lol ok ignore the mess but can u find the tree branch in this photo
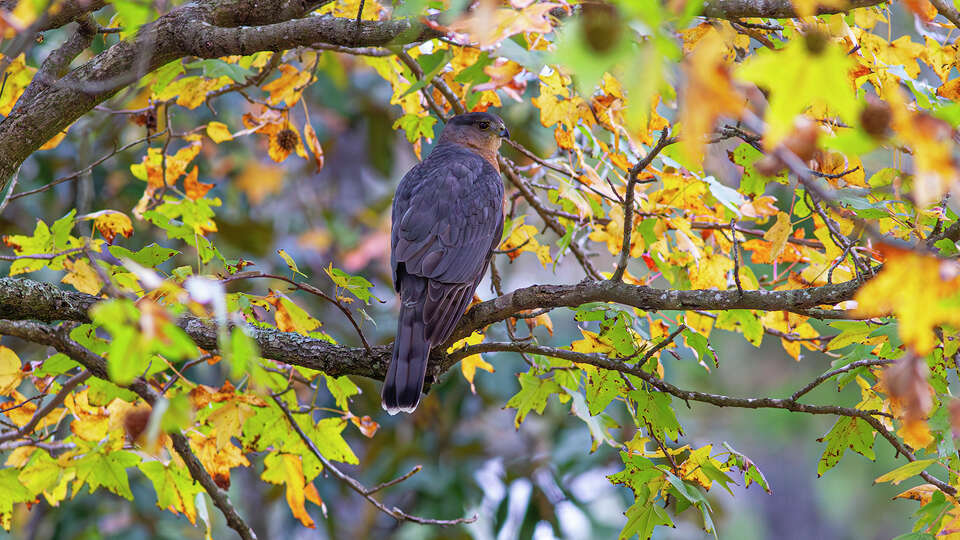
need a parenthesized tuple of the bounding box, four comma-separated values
(0, 0, 441, 188)
(0, 319, 259, 540)
(701, 0, 886, 19)
(0, 273, 867, 382)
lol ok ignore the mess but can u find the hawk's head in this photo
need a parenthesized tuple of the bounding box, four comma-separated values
(439, 112, 510, 157)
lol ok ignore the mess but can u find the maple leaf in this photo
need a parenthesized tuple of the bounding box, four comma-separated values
(0, 347, 22, 396)
(449, 331, 493, 393)
(183, 166, 214, 201)
(505, 373, 560, 428)
(738, 38, 857, 148)
(138, 461, 203, 524)
(854, 247, 960, 355)
(80, 210, 133, 244)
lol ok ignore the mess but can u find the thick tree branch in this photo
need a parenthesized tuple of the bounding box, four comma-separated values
(0, 0, 107, 31)
(0, 274, 866, 382)
(0, 0, 440, 188)
(701, 0, 886, 18)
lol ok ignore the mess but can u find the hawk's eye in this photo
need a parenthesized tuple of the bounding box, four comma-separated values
(478, 121, 490, 130)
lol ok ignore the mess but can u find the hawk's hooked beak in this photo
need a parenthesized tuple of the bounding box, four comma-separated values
(499, 126, 510, 139)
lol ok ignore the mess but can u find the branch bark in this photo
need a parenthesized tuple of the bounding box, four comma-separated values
(701, 0, 886, 18)
(0, 0, 441, 188)
(0, 274, 867, 382)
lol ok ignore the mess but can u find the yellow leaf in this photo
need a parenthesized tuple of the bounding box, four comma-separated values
(206, 121, 233, 143)
(302, 120, 325, 172)
(450, 331, 492, 393)
(282, 454, 316, 528)
(262, 65, 312, 106)
(82, 210, 133, 244)
(571, 328, 615, 355)
(0, 347, 22, 395)
(65, 390, 110, 441)
(207, 401, 255, 451)
(854, 247, 960, 354)
(762, 211, 792, 263)
(188, 433, 250, 490)
(681, 26, 744, 163)
(61, 258, 102, 295)
(898, 419, 934, 450)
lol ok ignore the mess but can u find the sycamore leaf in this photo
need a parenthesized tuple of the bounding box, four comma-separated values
(139, 460, 203, 524)
(0, 346, 23, 396)
(762, 211, 792, 262)
(73, 449, 141, 500)
(817, 417, 876, 476)
(449, 331, 493, 393)
(184, 166, 214, 201)
(854, 247, 960, 354)
(738, 38, 857, 147)
(505, 372, 560, 428)
(875, 459, 938, 485)
(277, 248, 307, 278)
(61, 258, 102, 295)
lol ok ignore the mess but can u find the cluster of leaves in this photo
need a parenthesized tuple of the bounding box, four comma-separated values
(1, 0, 960, 538)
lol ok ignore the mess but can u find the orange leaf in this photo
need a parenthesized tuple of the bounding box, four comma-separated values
(183, 166, 214, 200)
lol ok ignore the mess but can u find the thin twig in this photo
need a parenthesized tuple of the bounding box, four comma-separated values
(611, 129, 674, 282)
(791, 359, 893, 402)
(731, 218, 744, 296)
(272, 395, 476, 525)
(221, 271, 373, 354)
(9, 131, 164, 203)
(0, 370, 89, 443)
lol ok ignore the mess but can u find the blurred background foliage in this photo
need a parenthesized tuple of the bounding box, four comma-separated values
(0, 0, 954, 538)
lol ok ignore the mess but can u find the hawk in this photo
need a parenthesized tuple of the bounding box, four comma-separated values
(382, 112, 509, 414)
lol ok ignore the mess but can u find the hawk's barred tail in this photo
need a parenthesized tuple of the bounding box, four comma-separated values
(382, 283, 430, 414)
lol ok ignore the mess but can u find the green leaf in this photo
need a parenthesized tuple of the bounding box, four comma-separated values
(392, 113, 437, 143)
(400, 50, 452, 98)
(73, 449, 141, 500)
(185, 59, 250, 83)
(722, 443, 770, 492)
(297, 417, 358, 465)
(34, 353, 80, 376)
(324, 374, 359, 411)
(874, 459, 938, 485)
(324, 264, 380, 304)
(715, 310, 762, 347)
(608, 451, 660, 498)
(147, 60, 185, 92)
(682, 329, 716, 367)
(138, 460, 203, 520)
(113, 0, 151, 32)
(583, 364, 622, 415)
(109, 244, 179, 268)
(0, 468, 32, 522)
(631, 387, 681, 441)
(277, 248, 307, 278)
(505, 372, 561, 428)
(827, 321, 873, 351)
(817, 417, 876, 475)
(620, 500, 673, 540)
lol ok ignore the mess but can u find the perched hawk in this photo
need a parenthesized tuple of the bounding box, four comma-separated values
(382, 112, 509, 414)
